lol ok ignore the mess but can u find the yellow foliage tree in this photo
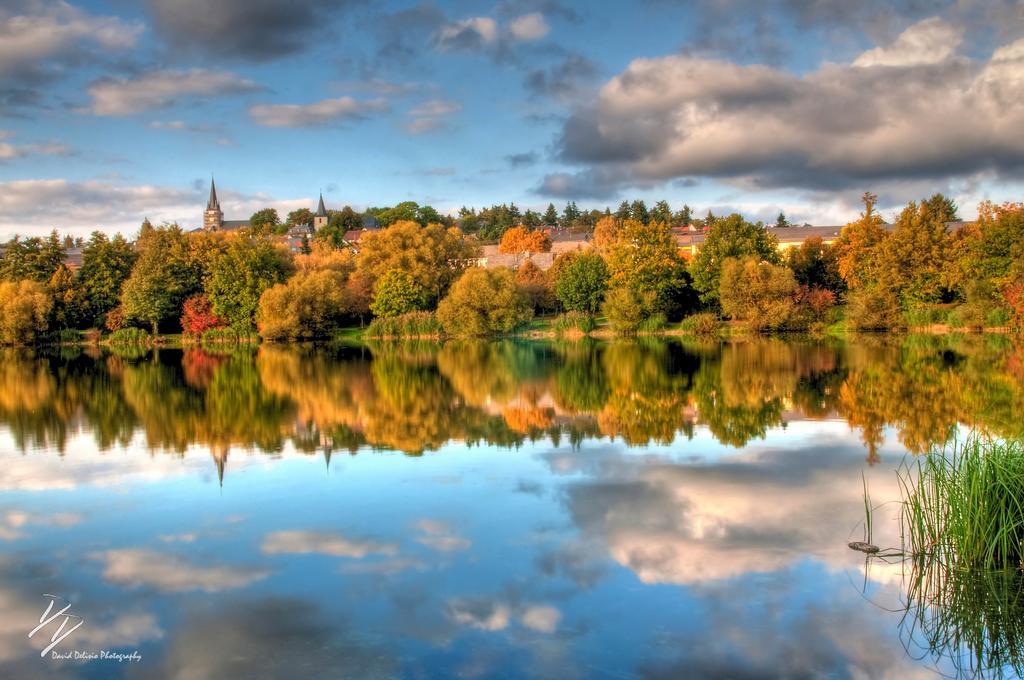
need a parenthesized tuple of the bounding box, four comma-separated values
(499, 225, 552, 254)
(0, 279, 53, 345)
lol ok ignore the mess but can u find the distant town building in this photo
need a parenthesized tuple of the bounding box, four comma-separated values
(203, 178, 252, 231)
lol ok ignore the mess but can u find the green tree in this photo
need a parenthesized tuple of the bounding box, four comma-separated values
(651, 200, 673, 225)
(877, 199, 953, 305)
(543, 203, 559, 225)
(775, 212, 790, 228)
(786, 236, 844, 293)
(249, 208, 280, 234)
(48, 264, 89, 329)
(602, 285, 655, 334)
(555, 252, 609, 314)
(689, 214, 779, 305)
(437, 268, 532, 336)
(371, 269, 428, 318)
(78, 232, 136, 326)
(719, 256, 797, 330)
(0, 231, 65, 282)
(287, 208, 314, 227)
(205, 238, 291, 330)
(605, 219, 694, 318)
(629, 200, 649, 225)
(121, 225, 200, 334)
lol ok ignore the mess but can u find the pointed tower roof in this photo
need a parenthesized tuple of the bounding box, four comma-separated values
(207, 177, 221, 211)
(316, 192, 328, 217)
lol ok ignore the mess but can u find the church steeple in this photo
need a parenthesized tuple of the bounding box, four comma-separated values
(207, 177, 221, 211)
(204, 176, 223, 231)
(313, 191, 329, 231)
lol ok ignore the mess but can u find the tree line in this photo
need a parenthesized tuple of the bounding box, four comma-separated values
(0, 192, 1020, 344)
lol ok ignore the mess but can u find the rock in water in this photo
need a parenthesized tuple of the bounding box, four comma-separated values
(848, 541, 880, 553)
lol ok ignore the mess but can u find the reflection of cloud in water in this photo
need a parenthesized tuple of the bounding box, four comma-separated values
(414, 519, 471, 553)
(638, 568, 935, 679)
(556, 438, 907, 585)
(447, 596, 563, 634)
(0, 510, 81, 540)
(95, 549, 270, 593)
(0, 556, 162, 676)
(262, 530, 398, 558)
(135, 597, 397, 679)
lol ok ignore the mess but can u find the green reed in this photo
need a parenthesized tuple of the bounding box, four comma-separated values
(898, 435, 1024, 571)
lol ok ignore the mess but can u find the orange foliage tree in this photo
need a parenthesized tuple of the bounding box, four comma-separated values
(499, 226, 551, 254)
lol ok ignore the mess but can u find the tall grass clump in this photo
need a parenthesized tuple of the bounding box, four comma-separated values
(553, 311, 595, 335)
(679, 312, 720, 335)
(364, 311, 441, 339)
(899, 435, 1024, 571)
(107, 327, 151, 345)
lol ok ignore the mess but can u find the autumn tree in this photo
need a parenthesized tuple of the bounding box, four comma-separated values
(719, 256, 797, 330)
(257, 270, 349, 340)
(499, 226, 551, 254)
(0, 279, 52, 344)
(515, 260, 556, 313)
(47, 264, 88, 329)
(689, 214, 779, 305)
(833, 192, 889, 290)
(876, 199, 953, 305)
(437, 268, 533, 336)
(287, 208, 314, 228)
(0, 231, 65, 283)
(355, 220, 478, 306)
(371, 269, 428, 318)
(555, 252, 609, 314)
(181, 294, 226, 336)
(593, 216, 621, 254)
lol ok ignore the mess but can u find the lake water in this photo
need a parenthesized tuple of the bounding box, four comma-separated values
(1, 336, 1022, 678)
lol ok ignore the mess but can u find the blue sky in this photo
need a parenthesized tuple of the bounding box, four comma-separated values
(1, 0, 1022, 237)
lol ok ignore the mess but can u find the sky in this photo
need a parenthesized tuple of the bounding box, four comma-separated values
(0, 0, 1022, 238)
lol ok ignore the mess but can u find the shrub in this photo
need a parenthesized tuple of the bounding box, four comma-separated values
(0, 279, 52, 345)
(638, 313, 667, 332)
(365, 311, 441, 338)
(719, 256, 797, 330)
(516, 260, 556, 313)
(181, 294, 226, 337)
(108, 327, 151, 345)
(846, 286, 904, 330)
(370, 269, 428, 318)
(104, 305, 126, 332)
(257, 269, 348, 340)
(680, 312, 720, 335)
(602, 286, 653, 334)
(949, 303, 987, 331)
(903, 303, 949, 327)
(986, 307, 1011, 328)
(554, 252, 608, 314)
(56, 328, 81, 344)
(437, 268, 533, 336)
(553, 311, 596, 335)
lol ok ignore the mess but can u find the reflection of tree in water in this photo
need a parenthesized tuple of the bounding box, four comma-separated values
(1, 335, 1023, 466)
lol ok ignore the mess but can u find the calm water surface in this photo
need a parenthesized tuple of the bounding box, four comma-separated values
(2, 336, 1023, 678)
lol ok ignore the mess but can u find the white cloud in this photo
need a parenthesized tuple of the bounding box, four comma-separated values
(95, 548, 270, 592)
(261, 530, 398, 558)
(436, 17, 498, 50)
(408, 99, 461, 117)
(853, 17, 962, 67)
(249, 96, 388, 127)
(0, 178, 313, 238)
(509, 13, 549, 41)
(0, 131, 74, 160)
(404, 118, 447, 135)
(0, 0, 141, 78)
(87, 69, 260, 116)
(550, 23, 1024, 197)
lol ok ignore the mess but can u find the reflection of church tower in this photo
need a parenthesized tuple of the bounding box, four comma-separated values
(204, 178, 223, 231)
(313, 193, 328, 231)
(211, 445, 229, 486)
